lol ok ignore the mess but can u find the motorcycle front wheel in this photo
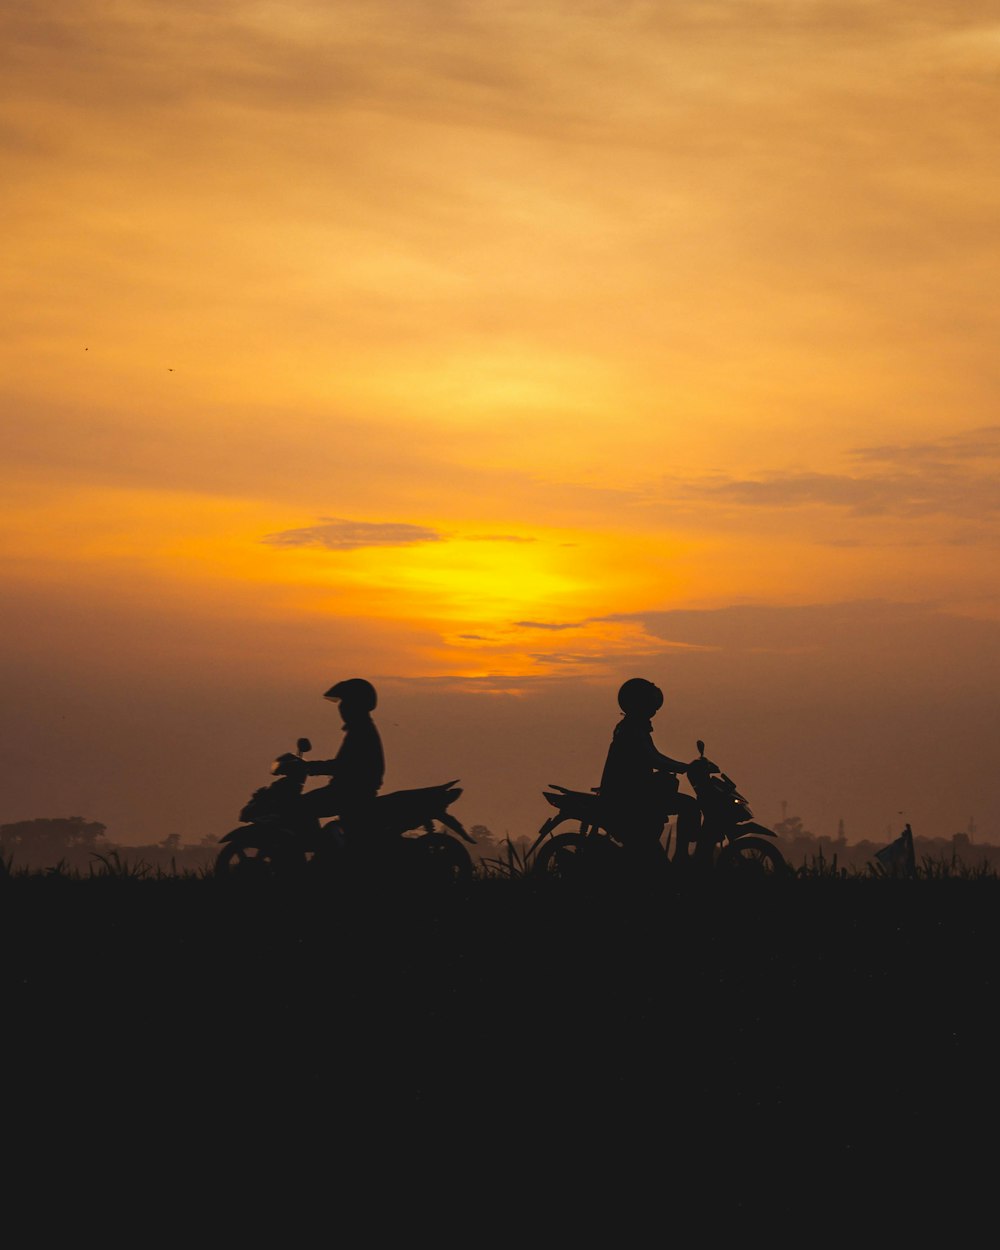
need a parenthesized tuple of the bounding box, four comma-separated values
(214, 827, 301, 880)
(714, 836, 787, 878)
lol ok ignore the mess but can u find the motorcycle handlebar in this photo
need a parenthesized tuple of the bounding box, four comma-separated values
(270, 751, 309, 778)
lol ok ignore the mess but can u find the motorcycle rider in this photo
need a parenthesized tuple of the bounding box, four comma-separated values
(299, 678, 385, 829)
(598, 678, 713, 870)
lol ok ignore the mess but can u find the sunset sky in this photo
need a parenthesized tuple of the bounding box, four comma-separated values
(3, 1, 999, 849)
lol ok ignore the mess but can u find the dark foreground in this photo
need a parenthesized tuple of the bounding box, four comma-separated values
(5, 870, 998, 1231)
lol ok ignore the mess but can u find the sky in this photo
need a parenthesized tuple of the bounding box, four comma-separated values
(3, 0, 1000, 850)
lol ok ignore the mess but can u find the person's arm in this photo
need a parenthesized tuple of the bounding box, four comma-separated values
(654, 753, 688, 774)
(643, 735, 688, 774)
(304, 758, 338, 777)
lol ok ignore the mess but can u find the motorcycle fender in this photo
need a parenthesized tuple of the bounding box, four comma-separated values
(219, 824, 270, 844)
(438, 812, 476, 843)
(527, 823, 557, 857)
(735, 822, 777, 838)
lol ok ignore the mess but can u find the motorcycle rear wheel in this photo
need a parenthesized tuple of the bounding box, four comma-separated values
(410, 830, 474, 885)
(532, 830, 615, 881)
(714, 836, 787, 877)
(532, 831, 586, 879)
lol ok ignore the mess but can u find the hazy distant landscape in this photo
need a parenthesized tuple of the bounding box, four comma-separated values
(4, 812, 999, 878)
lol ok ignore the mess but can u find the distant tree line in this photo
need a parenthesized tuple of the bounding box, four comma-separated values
(0, 818, 534, 875)
(0, 818, 218, 874)
(770, 815, 1000, 874)
(470, 819, 1000, 874)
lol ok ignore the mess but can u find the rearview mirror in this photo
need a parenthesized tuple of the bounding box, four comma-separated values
(297, 737, 312, 754)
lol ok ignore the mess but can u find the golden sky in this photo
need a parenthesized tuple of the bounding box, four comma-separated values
(3, 1, 1000, 844)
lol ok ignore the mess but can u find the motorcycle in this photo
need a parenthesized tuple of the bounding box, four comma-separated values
(528, 740, 787, 879)
(682, 740, 787, 875)
(215, 737, 477, 884)
(527, 783, 670, 881)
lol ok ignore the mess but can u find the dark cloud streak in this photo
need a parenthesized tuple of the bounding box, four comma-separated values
(261, 517, 442, 550)
(514, 620, 583, 631)
(604, 599, 1000, 659)
(850, 425, 1000, 466)
(658, 425, 1000, 521)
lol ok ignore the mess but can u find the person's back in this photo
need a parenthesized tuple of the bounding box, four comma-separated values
(599, 711, 666, 815)
(599, 678, 704, 865)
(300, 678, 385, 824)
(327, 705, 384, 803)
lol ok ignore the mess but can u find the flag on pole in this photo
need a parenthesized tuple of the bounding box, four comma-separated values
(874, 823, 916, 878)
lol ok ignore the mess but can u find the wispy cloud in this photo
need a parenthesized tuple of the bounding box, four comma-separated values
(698, 472, 905, 515)
(850, 425, 1000, 466)
(605, 600, 956, 653)
(660, 426, 1000, 521)
(261, 517, 442, 550)
(527, 651, 604, 665)
(513, 619, 584, 630)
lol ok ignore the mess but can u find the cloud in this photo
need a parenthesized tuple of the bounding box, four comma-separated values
(850, 425, 1000, 467)
(261, 517, 442, 550)
(527, 652, 605, 665)
(513, 620, 584, 631)
(603, 599, 1000, 658)
(698, 472, 903, 515)
(659, 426, 1000, 522)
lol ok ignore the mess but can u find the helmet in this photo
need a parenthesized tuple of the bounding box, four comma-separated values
(324, 677, 378, 712)
(617, 678, 663, 717)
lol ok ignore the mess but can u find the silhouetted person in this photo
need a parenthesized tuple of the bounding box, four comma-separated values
(299, 678, 385, 831)
(598, 678, 710, 870)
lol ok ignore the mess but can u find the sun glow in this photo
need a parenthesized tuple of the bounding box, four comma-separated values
(287, 531, 619, 627)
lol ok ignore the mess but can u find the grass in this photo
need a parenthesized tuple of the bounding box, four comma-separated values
(5, 833, 997, 1236)
(788, 850, 1000, 880)
(477, 836, 533, 879)
(3, 844, 1000, 883)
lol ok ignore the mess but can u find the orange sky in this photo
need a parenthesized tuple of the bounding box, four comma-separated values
(3, 2, 1000, 847)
